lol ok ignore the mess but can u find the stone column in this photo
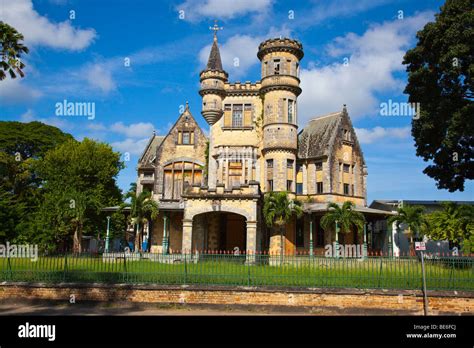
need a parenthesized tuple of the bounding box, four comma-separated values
(302, 163, 307, 195)
(162, 214, 169, 255)
(208, 125, 217, 189)
(246, 220, 257, 264)
(246, 158, 252, 182)
(182, 218, 193, 253)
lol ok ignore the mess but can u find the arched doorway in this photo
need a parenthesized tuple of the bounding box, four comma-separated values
(192, 212, 247, 252)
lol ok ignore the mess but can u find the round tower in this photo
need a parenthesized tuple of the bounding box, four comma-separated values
(199, 31, 228, 125)
(258, 37, 304, 192)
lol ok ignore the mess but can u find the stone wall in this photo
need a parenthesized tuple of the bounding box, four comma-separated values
(1, 283, 471, 315)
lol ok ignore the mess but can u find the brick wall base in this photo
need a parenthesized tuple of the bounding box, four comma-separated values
(0, 283, 472, 315)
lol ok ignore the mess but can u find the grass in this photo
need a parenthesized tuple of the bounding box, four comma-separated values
(0, 254, 472, 291)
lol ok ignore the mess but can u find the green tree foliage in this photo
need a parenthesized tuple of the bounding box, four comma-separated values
(403, 0, 473, 191)
(0, 121, 73, 243)
(423, 202, 474, 254)
(120, 183, 159, 252)
(388, 205, 425, 254)
(0, 21, 29, 80)
(320, 201, 366, 239)
(263, 191, 303, 255)
(28, 138, 124, 251)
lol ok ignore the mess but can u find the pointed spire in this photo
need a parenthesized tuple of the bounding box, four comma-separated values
(184, 101, 190, 114)
(206, 20, 224, 71)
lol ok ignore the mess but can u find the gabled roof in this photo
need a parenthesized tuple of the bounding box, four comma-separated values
(138, 134, 164, 167)
(298, 111, 342, 159)
(298, 107, 365, 165)
(206, 37, 224, 71)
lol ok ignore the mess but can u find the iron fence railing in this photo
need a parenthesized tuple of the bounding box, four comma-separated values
(0, 252, 472, 291)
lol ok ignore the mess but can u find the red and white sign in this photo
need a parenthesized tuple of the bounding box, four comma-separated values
(415, 242, 426, 251)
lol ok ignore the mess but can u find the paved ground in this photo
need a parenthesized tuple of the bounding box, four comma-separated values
(0, 298, 435, 315)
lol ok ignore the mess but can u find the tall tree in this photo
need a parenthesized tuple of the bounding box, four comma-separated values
(388, 205, 425, 255)
(403, 0, 473, 191)
(320, 201, 366, 243)
(0, 121, 73, 243)
(0, 21, 29, 80)
(30, 138, 124, 251)
(263, 191, 303, 256)
(120, 183, 159, 252)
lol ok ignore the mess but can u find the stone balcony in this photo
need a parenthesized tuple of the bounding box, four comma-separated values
(182, 181, 261, 199)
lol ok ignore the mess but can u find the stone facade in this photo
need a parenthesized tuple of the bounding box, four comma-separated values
(136, 33, 375, 256)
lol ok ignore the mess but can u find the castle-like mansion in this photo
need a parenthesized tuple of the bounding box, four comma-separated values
(135, 31, 391, 255)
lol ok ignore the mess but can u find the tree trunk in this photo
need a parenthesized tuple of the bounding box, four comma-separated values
(73, 223, 82, 254)
(134, 224, 141, 252)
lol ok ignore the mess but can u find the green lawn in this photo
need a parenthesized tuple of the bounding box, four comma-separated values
(0, 254, 472, 291)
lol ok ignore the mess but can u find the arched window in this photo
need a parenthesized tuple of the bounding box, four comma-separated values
(163, 161, 203, 200)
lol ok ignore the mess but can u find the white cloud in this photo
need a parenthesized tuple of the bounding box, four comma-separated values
(298, 12, 434, 124)
(110, 122, 155, 138)
(299, 0, 393, 27)
(198, 26, 291, 78)
(83, 63, 116, 93)
(0, 78, 42, 104)
(199, 35, 261, 78)
(355, 126, 411, 144)
(177, 0, 272, 21)
(110, 138, 150, 155)
(2, 0, 96, 50)
(19, 108, 74, 130)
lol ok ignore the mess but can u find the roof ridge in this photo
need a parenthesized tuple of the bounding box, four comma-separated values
(309, 111, 341, 122)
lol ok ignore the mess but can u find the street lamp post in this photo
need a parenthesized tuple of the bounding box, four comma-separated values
(105, 216, 111, 253)
(335, 220, 339, 259)
(309, 215, 314, 257)
(162, 214, 169, 255)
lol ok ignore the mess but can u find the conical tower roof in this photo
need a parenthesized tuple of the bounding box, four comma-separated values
(206, 35, 224, 71)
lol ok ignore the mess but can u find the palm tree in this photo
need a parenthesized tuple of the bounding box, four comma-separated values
(120, 183, 159, 252)
(0, 22, 29, 80)
(320, 201, 366, 249)
(388, 205, 425, 255)
(263, 191, 303, 256)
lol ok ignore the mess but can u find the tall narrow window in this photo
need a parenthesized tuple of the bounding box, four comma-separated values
(343, 164, 350, 173)
(182, 132, 190, 145)
(267, 159, 274, 192)
(273, 59, 280, 75)
(232, 104, 243, 127)
(287, 180, 293, 191)
(315, 162, 323, 171)
(267, 180, 273, 192)
(296, 164, 303, 194)
(343, 183, 350, 195)
(317, 182, 323, 194)
(288, 99, 294, 123)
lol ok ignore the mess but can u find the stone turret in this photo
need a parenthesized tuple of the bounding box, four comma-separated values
(199, 28, 228, 125)
(258, 37, 304, 192)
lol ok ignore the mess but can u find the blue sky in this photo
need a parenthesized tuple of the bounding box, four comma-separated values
(1, 0, 472, 202)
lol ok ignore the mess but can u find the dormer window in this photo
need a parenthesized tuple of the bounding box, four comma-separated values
(343, 129, 351, 141)
(178, 130, 194, 145)
(182, 132, 190, 144)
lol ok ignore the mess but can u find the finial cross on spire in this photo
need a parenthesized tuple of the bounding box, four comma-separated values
(209, 20, 223, 40)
